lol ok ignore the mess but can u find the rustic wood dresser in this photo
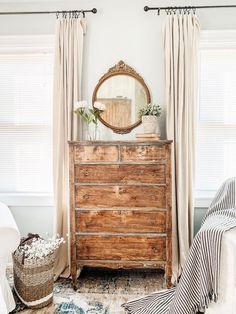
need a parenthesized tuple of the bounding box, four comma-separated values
(69, 140, 172, 289)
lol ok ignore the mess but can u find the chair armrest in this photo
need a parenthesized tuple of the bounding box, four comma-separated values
(0, 202, 20, 256)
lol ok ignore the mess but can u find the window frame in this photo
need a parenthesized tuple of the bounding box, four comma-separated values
(195, 30, 236, 208)
(0, 34, 54, 207)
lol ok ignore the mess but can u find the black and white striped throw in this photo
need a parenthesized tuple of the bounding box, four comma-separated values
(122, 177, 236, 314)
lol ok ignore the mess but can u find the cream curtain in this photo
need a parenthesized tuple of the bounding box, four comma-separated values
(163, 13, 200, 281)
(53, 17, 85, 278)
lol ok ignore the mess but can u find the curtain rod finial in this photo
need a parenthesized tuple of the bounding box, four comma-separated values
(144, 6, 149, 12)
(92, 8, 97, 14)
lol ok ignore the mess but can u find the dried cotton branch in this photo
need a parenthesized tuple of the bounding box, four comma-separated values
(18, 236, 65, 260)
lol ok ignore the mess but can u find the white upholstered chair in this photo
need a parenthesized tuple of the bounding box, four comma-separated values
(0, 202, 20, 313)
(206, 228, 236, 314)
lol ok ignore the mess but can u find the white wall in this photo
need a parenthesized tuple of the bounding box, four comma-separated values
(0, 0, 236, 235)
(10, 206, 54, 236)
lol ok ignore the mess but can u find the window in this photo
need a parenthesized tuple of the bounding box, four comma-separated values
(0, 36, 54, 203)
(195, 31, 236, 205)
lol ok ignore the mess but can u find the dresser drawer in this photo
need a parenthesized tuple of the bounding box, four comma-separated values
(76, 210, 167, 233)
(74, 145, 119, 162)
(76, 235, 166, 261)
(75, 164, 166, 184)
(120, 144, 166, 162)
(75, 185, 166, 208)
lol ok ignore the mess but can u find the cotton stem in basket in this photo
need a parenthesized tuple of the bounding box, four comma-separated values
(18, 236, 65, 260)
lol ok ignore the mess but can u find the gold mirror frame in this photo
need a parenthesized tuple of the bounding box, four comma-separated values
(92, 60, 151, 134)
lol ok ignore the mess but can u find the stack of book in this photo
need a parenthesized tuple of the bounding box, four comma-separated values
(135, 133, 160, 141)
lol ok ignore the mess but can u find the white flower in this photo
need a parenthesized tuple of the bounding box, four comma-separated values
(75, 100, 87, 110)
(94, 101, 106, 111)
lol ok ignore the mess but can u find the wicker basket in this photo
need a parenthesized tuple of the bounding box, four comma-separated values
(13, 249, 55, 309)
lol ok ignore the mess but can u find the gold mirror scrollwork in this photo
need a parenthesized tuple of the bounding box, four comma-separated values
(92, 60, 151, 134)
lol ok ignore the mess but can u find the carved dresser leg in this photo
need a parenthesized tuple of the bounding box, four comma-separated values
(72, 266, 83, 290)
(165, 266, 172, 289)
(166, 275, 172, 289)
(72, 271, 77, 290)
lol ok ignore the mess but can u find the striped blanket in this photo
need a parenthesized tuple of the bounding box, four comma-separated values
(122, 177, 236, 314)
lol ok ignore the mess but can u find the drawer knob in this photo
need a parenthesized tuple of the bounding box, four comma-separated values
(153, 247, 159, 253)
(119, 187, 126, 193)
(138, 151, 145, 157)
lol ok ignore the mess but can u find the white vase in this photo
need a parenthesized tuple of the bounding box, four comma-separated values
(141, 115, 160, 134)
(85, 124, 100, 141)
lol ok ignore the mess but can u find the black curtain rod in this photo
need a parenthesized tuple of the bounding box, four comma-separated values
(144, 5, 236, 15)
(0, 8, 97, 16)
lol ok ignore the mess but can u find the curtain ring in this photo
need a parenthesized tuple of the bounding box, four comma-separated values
(82, 10, 85, 18)
(157, 8, 160, 15)
(192, 7, 196, 14)
(56, 11, 60, 19)
(166, 7, 171, 15)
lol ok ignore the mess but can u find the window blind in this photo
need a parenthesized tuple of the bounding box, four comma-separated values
(196, 48, 236, 196)
(0, 52, 53, 194)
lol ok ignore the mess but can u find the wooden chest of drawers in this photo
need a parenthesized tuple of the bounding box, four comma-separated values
(69, 140, 172, 289)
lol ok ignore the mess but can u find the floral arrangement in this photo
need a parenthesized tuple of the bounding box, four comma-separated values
(138, 103, 162, 118)
(74, 100, 106, 126)
(18, 235, 65, 260)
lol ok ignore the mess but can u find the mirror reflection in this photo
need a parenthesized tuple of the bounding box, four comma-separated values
(96, 75, 148, 128)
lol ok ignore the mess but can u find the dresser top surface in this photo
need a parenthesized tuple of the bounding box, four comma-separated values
(69, 140, 173, 145)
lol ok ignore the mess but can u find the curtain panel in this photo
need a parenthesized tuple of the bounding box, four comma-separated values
(163, 13, 200, 281)
(53, 17, 85, 278)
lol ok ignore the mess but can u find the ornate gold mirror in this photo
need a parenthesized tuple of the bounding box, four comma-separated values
(92, 60, 151, 134)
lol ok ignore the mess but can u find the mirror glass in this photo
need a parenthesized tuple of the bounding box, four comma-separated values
(96, 75, 148, 128)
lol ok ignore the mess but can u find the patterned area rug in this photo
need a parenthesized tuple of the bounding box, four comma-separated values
(8, 267, 165, 313)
